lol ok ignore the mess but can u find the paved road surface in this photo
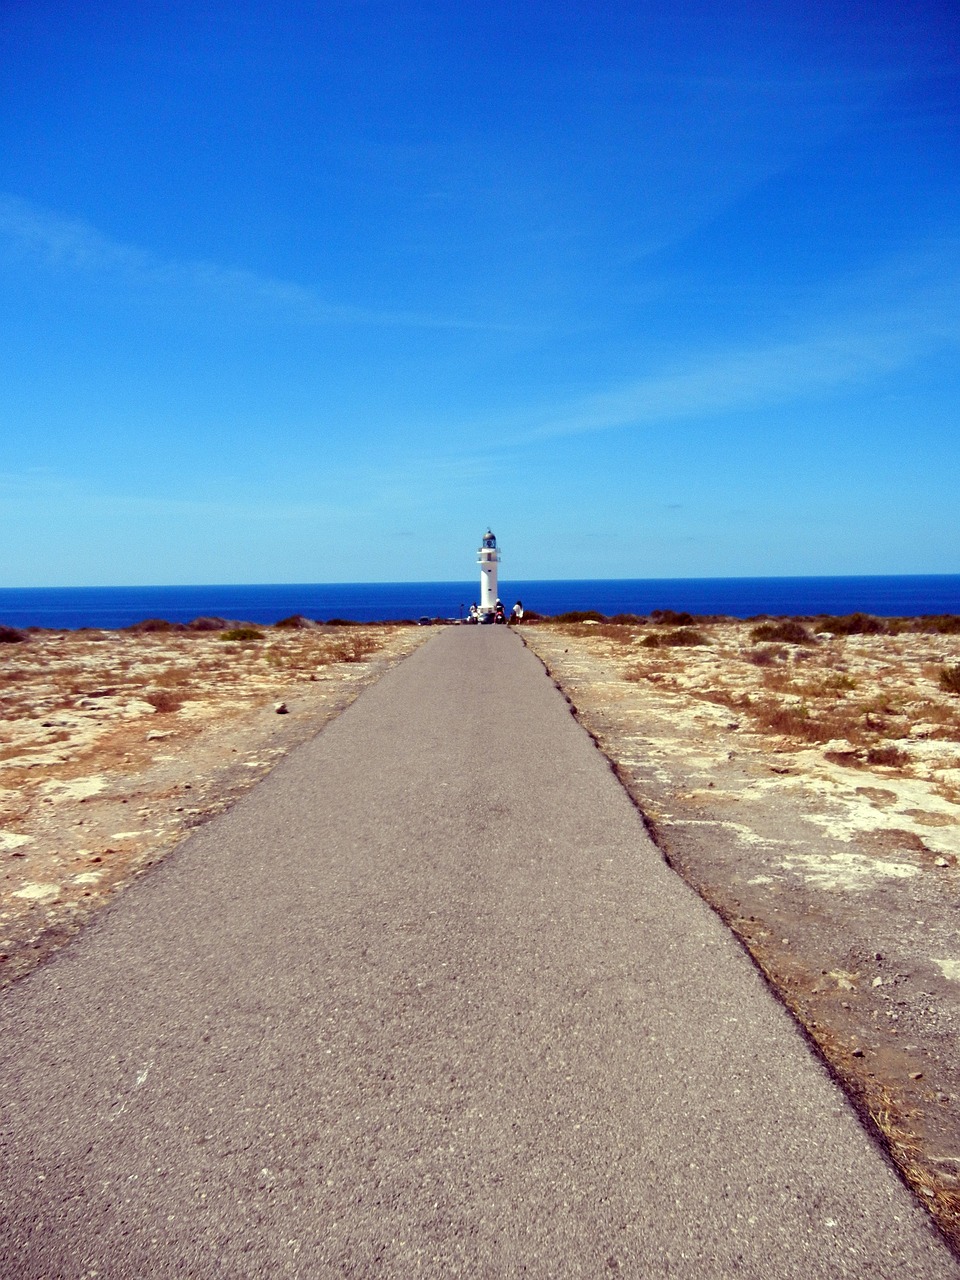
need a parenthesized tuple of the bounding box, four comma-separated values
(1, 627, 956, 1278)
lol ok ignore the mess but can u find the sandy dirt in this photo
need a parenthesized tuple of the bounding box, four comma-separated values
(0, 621, 427, 988)
(521, 617, 960, 1251)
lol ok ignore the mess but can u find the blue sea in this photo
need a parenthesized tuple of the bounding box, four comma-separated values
(1, 576, 959, 630)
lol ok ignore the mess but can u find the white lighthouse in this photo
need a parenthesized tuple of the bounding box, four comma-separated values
(477, 528, 500, 617)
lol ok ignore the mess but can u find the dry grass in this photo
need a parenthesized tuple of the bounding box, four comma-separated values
(0, 625, 407, 784)
(328, 634, 379, 663)
(612, 619, 960, 758)
(590, 624, 645, 646)
(151, 665, 194, 688)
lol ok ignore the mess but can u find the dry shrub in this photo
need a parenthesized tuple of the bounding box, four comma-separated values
(126, 618, 185, 633)
(0, 626, 25, 644)
(822, 672, 857, 692)
(753, 701, 820, 739)
(650, 609, 697, 626)
(553, 611, 607, 623)
(275, 615, 315, 629)
(152, 665, 193, 688)
(750, 620, 813, 645)
(188, 616, 228, 631)
(908, 615, 960, 635)
(865, 744, 910, 767)
(940, 664, 960, 695)
(796, 672, 857, 698)
(747, 646, 783, 666)
(145, 690, 184, 713)
(642, 629, 709, 648)
(760, 669, 797, 693)
(327, 634, 378, 663)
(814, 613, 885, 636)
(752, 699, 869, 744)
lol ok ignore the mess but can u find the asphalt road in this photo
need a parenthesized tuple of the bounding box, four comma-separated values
(1, 626, 957, 1278)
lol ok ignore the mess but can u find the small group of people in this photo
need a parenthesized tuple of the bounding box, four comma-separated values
(466, 599, 524, 625)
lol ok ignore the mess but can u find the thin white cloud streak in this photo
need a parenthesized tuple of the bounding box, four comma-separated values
(657, 67, 921, 95)
(0, 448, 499, 523)
(521, 275, 960, 442)
(0, 195, 509, 332)
(530, 332, 908, 438)
(0, 470, 349, 523)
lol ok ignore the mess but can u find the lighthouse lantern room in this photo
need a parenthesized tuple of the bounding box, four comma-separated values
(477, 529, 500, 616)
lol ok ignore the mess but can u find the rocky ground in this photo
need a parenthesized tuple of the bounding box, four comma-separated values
(0, 620, 427, 988)
(521, 616, 960, 1252)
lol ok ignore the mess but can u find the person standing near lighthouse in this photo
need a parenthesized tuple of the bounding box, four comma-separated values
(477, 529, 500, 621)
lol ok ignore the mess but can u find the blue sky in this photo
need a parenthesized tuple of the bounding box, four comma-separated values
(2, 0, 959, 585)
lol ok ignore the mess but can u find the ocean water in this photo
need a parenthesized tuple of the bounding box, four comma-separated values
(1, 576, 959, 630)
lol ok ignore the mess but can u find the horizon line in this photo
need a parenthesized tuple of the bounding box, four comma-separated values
(3, 571, 960, 592)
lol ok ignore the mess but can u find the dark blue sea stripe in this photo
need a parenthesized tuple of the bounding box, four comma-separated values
(2, 574, 960, 629)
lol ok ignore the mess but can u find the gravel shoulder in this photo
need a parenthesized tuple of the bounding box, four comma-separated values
(521, 619, 960, 1251)
(0, 622, 428, 987)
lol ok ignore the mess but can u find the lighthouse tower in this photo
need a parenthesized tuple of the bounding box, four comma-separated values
(477, 528, 500, 617)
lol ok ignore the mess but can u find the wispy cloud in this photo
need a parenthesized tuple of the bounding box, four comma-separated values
(528, 332, 907, 438)
(518, 261, 960, 441)
(0, 446, 500, 521)
(0, 194, 508, 332)
(0, 466, 362, 526)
